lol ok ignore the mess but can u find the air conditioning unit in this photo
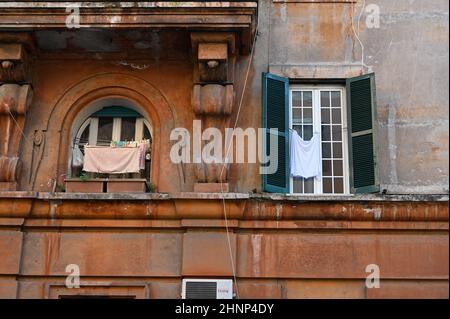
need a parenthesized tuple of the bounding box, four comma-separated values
(182, 279, 233, 299)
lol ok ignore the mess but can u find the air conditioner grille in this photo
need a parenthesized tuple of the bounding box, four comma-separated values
(185, 281, 217, 299)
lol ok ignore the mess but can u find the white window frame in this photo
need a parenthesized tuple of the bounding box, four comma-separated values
(289, 85, 350, 195)
(77, 117, 152, 146)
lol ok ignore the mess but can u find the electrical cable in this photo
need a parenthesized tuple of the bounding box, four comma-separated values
(352, 0, 369, 71)
(218, 9, 259, 300)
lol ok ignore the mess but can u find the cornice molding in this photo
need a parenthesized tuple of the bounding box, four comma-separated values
(0, 1, 257, 53)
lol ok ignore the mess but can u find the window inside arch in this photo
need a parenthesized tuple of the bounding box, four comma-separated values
(72, 106, 152, 180)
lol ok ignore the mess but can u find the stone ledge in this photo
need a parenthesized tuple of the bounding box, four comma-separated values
(15, 218, 449, 231)
(0, 191, 37, 198)
(0, 2, 258, 53)
(0, 191, 448, 202)
(0, 191, 447, 222)
(0, 2, 258, 9)
(0, 2, 258, 29)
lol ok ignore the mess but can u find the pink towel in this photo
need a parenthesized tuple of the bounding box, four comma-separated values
(83, 147, 140, 174)
(138, 141, 150, 170)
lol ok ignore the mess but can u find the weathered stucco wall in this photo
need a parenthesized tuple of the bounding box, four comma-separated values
(0, 192, 448, 299)
(255, 0, 446, 195)
(0, 0, 448, 300)
(361, 0, 449, 194)
(1, 0, 447, 194)
(235, 0, 449, 194)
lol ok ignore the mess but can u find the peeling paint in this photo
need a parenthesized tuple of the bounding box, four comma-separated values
(114, 61, 151, 70)
(363, 207, 382, 221)
(251, 234, 262, 276)
(387, 104, 398, 185)
(275, 203, 282, 228)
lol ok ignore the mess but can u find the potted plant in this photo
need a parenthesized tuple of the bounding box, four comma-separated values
(65, 173, 106, 193)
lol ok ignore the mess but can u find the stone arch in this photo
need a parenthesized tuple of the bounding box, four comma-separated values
(42, 72, 180, 192)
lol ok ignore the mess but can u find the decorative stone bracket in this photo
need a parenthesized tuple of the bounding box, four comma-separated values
(190, 32, 240, 192)
(0, 35, 34, 191)
(0, 43, 30, 83)
(192, 84, 234, 116)
(0, 84, 32, 190)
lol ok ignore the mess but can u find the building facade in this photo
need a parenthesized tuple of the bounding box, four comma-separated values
(0, 0, 448, 299)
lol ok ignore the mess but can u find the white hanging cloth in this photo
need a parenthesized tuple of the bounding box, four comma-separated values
(72, 145, 84, 167)
(290, 130, 322, 179)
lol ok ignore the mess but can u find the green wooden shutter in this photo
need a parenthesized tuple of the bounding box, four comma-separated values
(262, 72, 290, 193)
(346, 73, 379, 193)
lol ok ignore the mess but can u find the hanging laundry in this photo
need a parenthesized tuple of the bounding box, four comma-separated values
(72, 144, 84, 167)
(290, 130, 322, 179)
(138, 139, 150, 170)
(83, 146, 140, 174)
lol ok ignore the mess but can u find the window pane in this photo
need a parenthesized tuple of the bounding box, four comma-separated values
(323, 178, 333, 193)
(79, 124, 90, 144)
(292, 108, 302, 121)
(334, 178, 344, 193)
(331, 91, 341, 107)
(304, 125, 313, 140)
(121, 118, 136, 141)
(332, 108, 341, 124)
(303, 108, 313, 123)
(303, 91, 312, 107)
(292, 92, 301, 107)
(293, 177, 303, 193)
(321, 108, 330, 124)
(332, 125, 342, 141)
(322, 142, 331, 158)
(333, 142, 343, 158)
(321, 125, 331, 141)
(97, 117, 113, 145)
(322, 160, 332, 176)
(333, 160, 343, 176)
(143, 125, 151, 140)
(304, 178, 314, 193)
(320, 91, 330, 108)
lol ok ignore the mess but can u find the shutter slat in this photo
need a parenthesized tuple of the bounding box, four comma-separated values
(352, 134, 375, 188)
(262, 72, 290, 193)
(265, 133, 286, 188)
(346, 73, 379, 194)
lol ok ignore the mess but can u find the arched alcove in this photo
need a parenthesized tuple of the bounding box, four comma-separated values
(69, 98, 154, 180)
(37, 73, 182, 192)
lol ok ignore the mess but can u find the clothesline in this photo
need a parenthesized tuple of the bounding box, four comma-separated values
(72, 138, 151, 148)
(84, 139, 150, 148)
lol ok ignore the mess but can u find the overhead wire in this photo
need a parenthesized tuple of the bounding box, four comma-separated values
(218, 6, 260, 300)
(352, 0, 369, 71)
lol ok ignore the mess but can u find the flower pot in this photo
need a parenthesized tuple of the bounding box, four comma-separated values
(65, 178, 106, 193)
(107, 179, 147, 193)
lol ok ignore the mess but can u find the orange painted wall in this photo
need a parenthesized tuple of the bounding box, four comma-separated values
(0, 194, 448, 299)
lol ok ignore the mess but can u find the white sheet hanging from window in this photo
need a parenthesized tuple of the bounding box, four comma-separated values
(290, 130, 322, 179)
